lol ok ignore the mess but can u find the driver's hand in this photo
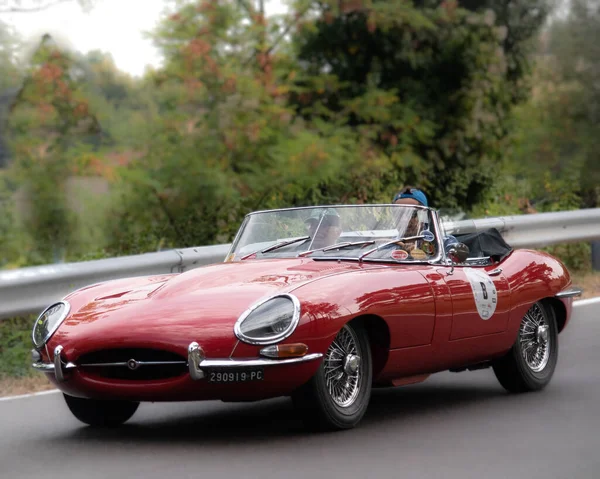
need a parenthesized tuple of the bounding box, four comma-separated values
(396, 241, 414, 251)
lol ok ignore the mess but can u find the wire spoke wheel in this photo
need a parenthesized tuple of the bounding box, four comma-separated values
(492, 300, 558, 394)
(323, 325, 362, 408)
(292, 321, 372, 430)
(518, 303, 551, 373)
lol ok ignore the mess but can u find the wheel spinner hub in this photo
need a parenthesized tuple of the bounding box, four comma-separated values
(536, 325, 549, 344)
(344, 354, 361, 375)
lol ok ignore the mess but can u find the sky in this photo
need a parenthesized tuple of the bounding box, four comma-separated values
(4, 0, 288, 77)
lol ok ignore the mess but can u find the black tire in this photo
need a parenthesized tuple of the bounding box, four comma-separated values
(63, 394, 139, 427)
(493, 301, 558, 393)
(292, 322, 372, 431)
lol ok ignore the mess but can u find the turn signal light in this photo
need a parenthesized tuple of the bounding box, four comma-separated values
(260, 343, 309, 358)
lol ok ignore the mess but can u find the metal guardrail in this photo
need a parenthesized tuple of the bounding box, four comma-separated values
(0, 244, 231, 319)
(443, 208, 600, 248)
(1, 208, 599, 320)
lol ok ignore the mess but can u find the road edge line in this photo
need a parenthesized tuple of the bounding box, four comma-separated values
(573, 297, 600, 308)
(0, 388, 60, 402)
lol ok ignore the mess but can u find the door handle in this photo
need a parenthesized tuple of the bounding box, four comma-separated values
(487, 268, 502, 276)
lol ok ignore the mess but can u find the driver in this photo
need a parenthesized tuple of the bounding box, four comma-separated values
(392, 186, 428, 207)
(392, 186, 458, 254)
(304, 209, 343, 250)
(392, 187, 428, 251)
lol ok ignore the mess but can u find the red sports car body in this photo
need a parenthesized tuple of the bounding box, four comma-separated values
(32, 205, 581, 430)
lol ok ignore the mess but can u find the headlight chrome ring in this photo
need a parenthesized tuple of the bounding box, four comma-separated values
(32, 301, 71, 348)
(234, 293, 301, 345)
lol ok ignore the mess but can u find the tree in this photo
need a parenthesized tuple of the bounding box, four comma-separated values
(493, 0, 600, 211)
(459, 0, 556, 102)
(0, 21, 22, 167)
(547, 0, 600, 206)
(290, 0, 550, 211)
(7, 34, 102, 262)
(0, 21, 21, 91)
(103, 0, 385, 252)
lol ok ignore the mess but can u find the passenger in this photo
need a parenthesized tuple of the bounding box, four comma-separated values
(304, 208, 343, 250)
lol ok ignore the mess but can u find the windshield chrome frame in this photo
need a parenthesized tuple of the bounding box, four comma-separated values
(227, 204, 444, 264)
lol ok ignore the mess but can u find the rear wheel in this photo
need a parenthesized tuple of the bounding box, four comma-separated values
(292, 322, 372, 431)
(493, 301, 558, 393)
(63, 394, 139, 427)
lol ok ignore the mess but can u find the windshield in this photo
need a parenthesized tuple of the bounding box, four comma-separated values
(226, 205, 441, 263)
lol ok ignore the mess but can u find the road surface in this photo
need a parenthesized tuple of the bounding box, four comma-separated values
(2, 301, 599, 479)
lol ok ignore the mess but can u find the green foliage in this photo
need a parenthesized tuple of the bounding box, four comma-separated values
(291, 0, 545, 210)
(539, 0, 600, 207)
(0, 20, 21, 91)
(6, 35, 104, 263)
(0, 316, 35, 379)
(0, 175, 26, 268)
(2, 0, 575, 270)
(460, 0, 556, 102)
(543, 242, 591, 273)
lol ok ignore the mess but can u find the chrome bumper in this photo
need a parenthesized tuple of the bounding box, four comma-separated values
(32, 341, 323, 382)
(187, 341, 322, 380)
(556, 287, 583, 299)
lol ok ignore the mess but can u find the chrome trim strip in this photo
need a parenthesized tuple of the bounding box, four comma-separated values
(198, 353, 323, 369)
(32, 362, 55, 372)
(229, 340, 240, 359)
(233, 293, 301, 346)
(428, 209, 444, 265)
(556, 287, 583, 298)
(226, 215, 250, 261)
(78, 361, 187, 367)
(246, 203, 433, 217)
(54, 345, 65, 382)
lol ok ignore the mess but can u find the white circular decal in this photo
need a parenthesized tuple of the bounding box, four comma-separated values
(464, 268, 498, 320)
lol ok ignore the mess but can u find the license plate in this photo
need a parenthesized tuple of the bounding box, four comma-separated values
(208, 368, 264, 383)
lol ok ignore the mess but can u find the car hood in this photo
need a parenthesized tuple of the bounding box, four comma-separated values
(52, 258, 379, 358)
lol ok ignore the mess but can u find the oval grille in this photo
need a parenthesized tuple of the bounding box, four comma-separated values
(77, 348, 187, 381)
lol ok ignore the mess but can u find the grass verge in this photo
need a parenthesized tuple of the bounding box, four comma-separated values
(0, 315, 56, 397)
(0, 375, 55, 397)
(571, 271, 600, 299)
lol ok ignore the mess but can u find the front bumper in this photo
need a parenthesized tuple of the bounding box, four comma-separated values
(33, 341, 323, 384)
(555, 286, 583, 299)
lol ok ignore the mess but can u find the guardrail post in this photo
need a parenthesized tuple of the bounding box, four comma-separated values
(592, 240, 600, 272)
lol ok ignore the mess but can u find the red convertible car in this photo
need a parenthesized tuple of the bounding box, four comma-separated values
(32, 204, 581, 430)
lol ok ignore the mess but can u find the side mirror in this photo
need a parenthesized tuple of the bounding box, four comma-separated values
(447, 242, 469, 264)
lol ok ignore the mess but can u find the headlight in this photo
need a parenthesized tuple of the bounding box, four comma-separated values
(32, 301, 71, 348)
(234, 294, 301, 345)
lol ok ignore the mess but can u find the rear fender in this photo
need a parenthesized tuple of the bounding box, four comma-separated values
(500, 249, 573, 338)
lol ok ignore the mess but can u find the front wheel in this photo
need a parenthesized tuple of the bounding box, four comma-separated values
(292, 322, 372, 431)
(493, 301, 558, 393)
(63, 394, 139, 427)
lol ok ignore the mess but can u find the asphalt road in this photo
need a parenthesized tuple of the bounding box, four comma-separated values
(2, 301, 599, 479)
